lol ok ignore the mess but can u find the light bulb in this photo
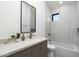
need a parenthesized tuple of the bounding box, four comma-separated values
(59, 1, 63, 3)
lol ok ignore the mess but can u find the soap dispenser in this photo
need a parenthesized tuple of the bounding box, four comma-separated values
(21, 33, 25, 41)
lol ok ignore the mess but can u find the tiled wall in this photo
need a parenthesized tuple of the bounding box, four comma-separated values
(51, 2, 79, 46)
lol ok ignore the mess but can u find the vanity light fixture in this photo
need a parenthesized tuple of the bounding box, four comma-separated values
(59, 1, 63, 3)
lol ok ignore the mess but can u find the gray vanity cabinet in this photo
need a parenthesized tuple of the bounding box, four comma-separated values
(40, 41, 47, 57)
(31, 43, 41, 57)
(8, 40, 47, 57)
(31, 41, 47, 57)
(9, 48, 31, 57)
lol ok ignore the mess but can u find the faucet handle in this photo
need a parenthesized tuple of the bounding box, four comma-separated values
(21, 33, 25, 41)
(29, 33, 32, 39)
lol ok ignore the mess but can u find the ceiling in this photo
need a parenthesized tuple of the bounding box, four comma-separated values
(46, 1, 77, 10)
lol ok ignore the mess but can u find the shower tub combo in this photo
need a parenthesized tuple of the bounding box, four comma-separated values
(48, 41, 79, 57)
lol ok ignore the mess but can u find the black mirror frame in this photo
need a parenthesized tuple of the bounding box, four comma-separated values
(20, 1, 36, 33)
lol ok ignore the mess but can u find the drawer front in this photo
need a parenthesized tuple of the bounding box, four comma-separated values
(9, 48, 31, 57)
(31, 40, 47, 57)
(40, 41, 47, 57)
(31, 43, 41, 57)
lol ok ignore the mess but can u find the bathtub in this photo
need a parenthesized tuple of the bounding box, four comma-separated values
(48, 41, 79, 57)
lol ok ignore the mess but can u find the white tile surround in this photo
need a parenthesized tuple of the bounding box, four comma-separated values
(50, 2, 79, 48)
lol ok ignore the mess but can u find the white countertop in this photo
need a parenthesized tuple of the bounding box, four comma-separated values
(0, 37, 48, 57)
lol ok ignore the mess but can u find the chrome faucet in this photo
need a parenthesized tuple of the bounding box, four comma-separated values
(29, 33, 32, 39)
(21, 33, 25, 41)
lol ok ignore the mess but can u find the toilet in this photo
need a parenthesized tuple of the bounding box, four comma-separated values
(47, 43, 56, 57)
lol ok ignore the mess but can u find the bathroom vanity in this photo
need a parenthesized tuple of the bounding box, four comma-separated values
(0, 37, 47, 57)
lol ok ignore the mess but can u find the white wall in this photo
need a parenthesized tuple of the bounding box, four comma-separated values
(0, 1, 20, 39)
(51, 2, 78, 45)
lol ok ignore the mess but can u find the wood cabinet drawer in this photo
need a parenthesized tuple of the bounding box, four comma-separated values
(9, 48, 31, 57)
(31, 41, 47, 57)
(41, 41, 47, 47)
(40, 41, 47, 57)
(31, 43, 41, 57)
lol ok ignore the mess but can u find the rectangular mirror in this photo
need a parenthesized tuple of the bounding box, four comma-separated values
(20, 1, 36, 33)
